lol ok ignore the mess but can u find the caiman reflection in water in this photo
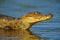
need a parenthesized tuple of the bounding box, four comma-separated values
(0, 29, 40, 40)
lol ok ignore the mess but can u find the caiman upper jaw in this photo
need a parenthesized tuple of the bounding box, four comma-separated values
(39, 13, 53, 21)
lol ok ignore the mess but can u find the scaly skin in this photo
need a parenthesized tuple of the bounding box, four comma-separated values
(0, 11, 53, 30)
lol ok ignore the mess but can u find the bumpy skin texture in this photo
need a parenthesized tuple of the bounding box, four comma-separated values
(0, 12, 53, 30)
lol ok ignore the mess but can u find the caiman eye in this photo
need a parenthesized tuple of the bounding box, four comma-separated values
(18, 18, 21, 19)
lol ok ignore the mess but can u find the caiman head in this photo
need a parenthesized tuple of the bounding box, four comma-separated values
(19, 11, 53, 30)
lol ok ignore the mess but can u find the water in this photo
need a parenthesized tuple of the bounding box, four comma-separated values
(0, 0, 60, 40)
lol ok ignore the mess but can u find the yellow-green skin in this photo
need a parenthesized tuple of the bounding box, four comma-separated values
(0, 11, 53, 30)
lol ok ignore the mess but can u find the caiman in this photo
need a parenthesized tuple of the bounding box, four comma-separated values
(0, 11, 53, 30)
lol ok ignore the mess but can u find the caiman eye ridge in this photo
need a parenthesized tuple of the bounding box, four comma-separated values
(0, 11, 53, 30)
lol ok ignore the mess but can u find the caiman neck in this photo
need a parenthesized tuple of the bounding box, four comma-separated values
(20, 19, 32, 30)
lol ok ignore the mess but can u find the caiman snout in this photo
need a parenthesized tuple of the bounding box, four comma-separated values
(46, 13, 53, 19)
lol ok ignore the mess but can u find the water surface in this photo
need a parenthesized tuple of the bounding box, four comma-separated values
(0, 0, 60, 40)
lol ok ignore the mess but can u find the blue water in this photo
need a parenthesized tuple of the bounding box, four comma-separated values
(0, 0, 60, 40)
